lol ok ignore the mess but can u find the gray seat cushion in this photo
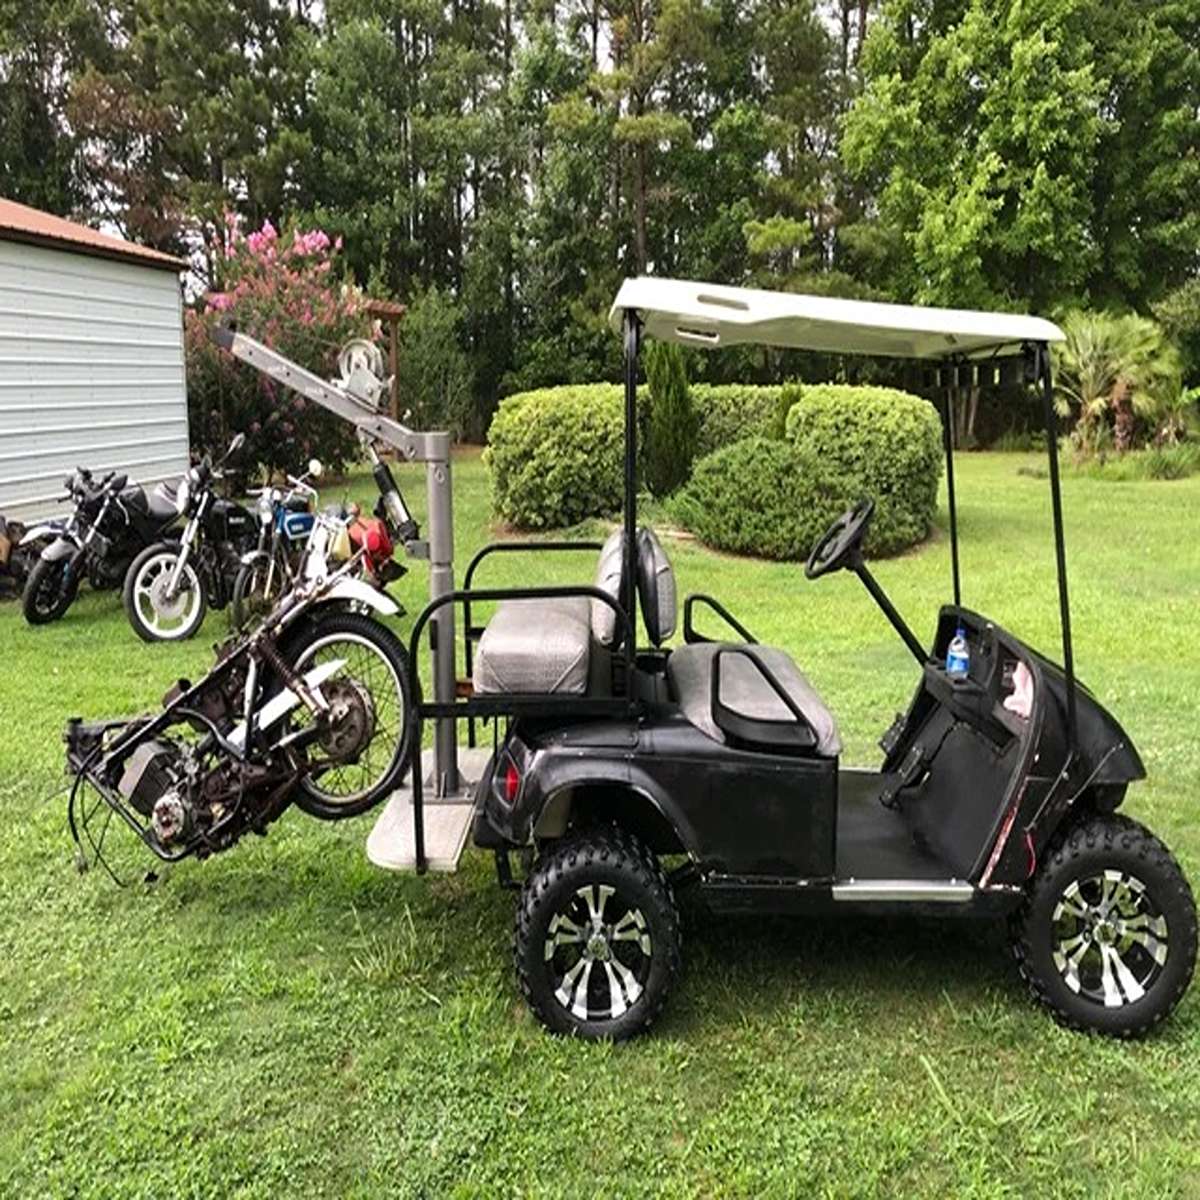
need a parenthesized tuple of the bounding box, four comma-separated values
(667, 641, 842, 757)
(473, 597, 592, 695)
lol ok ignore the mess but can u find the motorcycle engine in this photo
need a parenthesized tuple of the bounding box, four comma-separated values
(117, 740, 193, 845)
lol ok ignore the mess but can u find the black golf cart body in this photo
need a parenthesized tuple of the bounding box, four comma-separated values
(185, 278, 1192, 1037)
(399, 278, 1144, 922)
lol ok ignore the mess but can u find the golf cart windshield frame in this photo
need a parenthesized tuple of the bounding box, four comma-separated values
(613, 296, 1078, 753)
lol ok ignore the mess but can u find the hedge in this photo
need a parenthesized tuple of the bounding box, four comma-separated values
(786, 384, 942, 556)
(692, 383, 789, 458)
(486, 381, 798, 527)
(484, 384, 624, 528)
(670, 438, 850, 560)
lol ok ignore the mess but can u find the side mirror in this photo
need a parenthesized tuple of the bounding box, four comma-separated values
(308, 458, 323, 479)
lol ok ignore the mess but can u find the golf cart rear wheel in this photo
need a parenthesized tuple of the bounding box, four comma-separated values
(1011, 814, 1197, 1038)
(515, 827, 681, 1041)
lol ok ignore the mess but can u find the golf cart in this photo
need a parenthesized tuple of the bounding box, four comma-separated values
(392, 278, 1195, 1041)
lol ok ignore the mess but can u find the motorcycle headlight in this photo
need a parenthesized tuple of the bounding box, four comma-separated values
(175, 477, 191, 515)
(257, 492, 274, 521)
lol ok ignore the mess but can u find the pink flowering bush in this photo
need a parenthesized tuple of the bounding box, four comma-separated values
(185, 215, 374, 477)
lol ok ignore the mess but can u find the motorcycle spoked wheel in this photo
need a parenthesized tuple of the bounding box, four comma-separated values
(230, 558, 288, 630)
(22, 557, 79, 625)
(124, 543, 207, 642)
(274, 612, 414, 820)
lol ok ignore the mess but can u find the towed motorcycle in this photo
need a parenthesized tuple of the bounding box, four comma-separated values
(124, 435, 256, 642)
(21, 467, 179, 625)
(67, 496, 414, 878)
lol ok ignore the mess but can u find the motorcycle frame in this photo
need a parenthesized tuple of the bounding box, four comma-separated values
(67, 550, 374, 866)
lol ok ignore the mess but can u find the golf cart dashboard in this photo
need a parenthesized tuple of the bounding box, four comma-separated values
(878, 607, 1041, 880)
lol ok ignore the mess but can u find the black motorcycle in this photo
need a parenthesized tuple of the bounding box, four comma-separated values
(21, 467, 179, 625)
(124, 435, 256, 642)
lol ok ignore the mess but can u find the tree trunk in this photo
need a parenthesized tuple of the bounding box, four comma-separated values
(634, 140, 648, 273)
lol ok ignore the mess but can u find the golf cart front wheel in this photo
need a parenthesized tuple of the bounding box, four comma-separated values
(515, 827, 681, 1041)
(1010, 814, 1197, 1037)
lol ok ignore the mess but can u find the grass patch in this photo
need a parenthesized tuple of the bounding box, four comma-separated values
(1017, 441, 1200, 482)
(1, 450, 1198, 1196)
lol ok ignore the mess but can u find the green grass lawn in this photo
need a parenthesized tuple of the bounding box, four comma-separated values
(1, 450, 1198, 1198)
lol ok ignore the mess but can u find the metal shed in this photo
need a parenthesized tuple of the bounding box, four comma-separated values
(0, 198, 190, 521)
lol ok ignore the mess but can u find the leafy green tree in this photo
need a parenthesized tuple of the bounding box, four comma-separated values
(643, 339, 697, 496)
(396, 286, 474, 438)
(1084, 0, 1200, 310)
(0, 0, 105, 215)
(67, 0, 315, 257)
(843, 0, 1103, 311)
(1154, 280, 1200, 386)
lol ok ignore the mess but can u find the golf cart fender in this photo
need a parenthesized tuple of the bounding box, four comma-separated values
(525, 756, 700, 858)
(41, 535, 81, 562)
(319, 578, 399, 617)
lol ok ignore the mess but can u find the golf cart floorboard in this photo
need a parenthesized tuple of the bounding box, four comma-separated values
(835, 769, 950, 882)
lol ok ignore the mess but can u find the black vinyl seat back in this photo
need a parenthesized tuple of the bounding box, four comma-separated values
(636, 527, 677, 647)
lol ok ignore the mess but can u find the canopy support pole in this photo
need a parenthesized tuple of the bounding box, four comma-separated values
(939, 387, 962, 607)
(622, 311, 640, 682)
(1036, 343, 1077, 751)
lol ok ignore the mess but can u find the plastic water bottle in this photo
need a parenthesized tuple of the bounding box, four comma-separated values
(946, 625, 970, 680)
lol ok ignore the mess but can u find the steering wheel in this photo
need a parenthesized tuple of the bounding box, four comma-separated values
(805, 498, 875, 580)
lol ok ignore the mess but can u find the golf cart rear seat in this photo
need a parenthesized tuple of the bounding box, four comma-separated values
(472, 528, 632, 696)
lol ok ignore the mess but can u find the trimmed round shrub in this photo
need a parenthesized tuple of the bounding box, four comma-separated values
(484, 385, 624, 528)
(670, 437, 850, 560)
(786, 384, 942, 555)
(692, 384, 790, 457)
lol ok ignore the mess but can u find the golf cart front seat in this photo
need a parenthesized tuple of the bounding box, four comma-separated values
(667, 642, 842, 757)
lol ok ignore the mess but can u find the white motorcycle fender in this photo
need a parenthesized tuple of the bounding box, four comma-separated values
(19, 523, 66, 546)
(322, 577, 399, 616)
(227, 658, 346, 752)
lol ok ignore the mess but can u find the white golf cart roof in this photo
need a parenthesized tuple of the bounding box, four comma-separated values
(609, 277, 1064, 361)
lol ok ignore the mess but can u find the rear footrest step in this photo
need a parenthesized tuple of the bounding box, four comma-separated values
(365, 747, 494, 873)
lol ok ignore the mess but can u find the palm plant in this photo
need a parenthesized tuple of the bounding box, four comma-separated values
(1053, 311, 1183, 457)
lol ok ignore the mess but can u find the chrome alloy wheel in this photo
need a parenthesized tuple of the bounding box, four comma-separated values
(545, 883, 654, 1021)
(131, 551, 204, 639)
(1052, 869, 1169, 1008)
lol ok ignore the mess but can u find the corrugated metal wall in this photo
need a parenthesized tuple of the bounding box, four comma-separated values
(0, 239, 189, 521)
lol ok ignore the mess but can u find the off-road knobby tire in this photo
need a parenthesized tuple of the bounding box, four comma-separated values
(515, 826, 681, 1041)
(1010, 813, 1197, 1038)
(21, 556, 78, 625)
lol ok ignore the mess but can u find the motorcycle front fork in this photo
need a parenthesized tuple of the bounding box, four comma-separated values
(165, 520, 197, 599)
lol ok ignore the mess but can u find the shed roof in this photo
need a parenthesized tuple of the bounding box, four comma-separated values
(0, 197, 188, 273)
(609, 277, 1064, 360)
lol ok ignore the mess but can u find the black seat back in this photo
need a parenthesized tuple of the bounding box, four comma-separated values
(636, 527, 677, 647)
